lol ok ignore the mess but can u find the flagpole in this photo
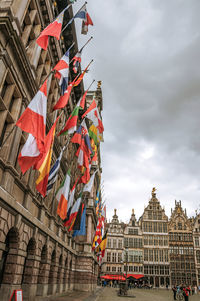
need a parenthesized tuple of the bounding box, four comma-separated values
(86, 79, 95, 91)
(25, 4, 72, 50)
(69, 36, 93, 65)
(61, 2, 88, 34)
(79, 36, 93, 52)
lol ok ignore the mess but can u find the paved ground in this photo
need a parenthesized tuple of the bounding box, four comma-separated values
(36, 287, 200, 301)
(97, 287, 200, 301)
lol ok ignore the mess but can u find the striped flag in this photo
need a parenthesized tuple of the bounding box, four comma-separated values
(46, 149, 63, 194)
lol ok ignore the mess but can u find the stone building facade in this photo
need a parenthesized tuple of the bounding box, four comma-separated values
(140, 189, 170, 287)
(124, 209, 143, 276)
(101, 189, 200, 288)
(101, 210, 124, 276)
(193, 213, 200, 286)
(169, 201, 196, 286)
(0, 0, 102, 300)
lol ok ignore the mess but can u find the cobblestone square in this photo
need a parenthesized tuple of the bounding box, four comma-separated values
(96, 287, 200, 301)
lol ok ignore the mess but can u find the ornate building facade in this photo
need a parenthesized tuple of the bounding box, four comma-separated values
(101, 189, 200, 288)
(0, 0, 102, 300)
(169, 201, 196, 286)
(101, 210, 124, 275)
(124, 209, 143, 276)
(140, 189, 170, 287)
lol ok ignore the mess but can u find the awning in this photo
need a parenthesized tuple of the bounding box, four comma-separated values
(127, 274, 144, 280)
(100, 274, 126, 281)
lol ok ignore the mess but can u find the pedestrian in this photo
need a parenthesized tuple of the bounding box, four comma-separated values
(183, 285, 190, 301)
(166, 283, 168, 290)
(172, 285, 177, 300)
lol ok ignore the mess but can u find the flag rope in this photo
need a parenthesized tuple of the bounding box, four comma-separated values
(61, 2, 87, 34)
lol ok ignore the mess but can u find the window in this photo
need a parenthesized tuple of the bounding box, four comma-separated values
(144, 236, 148, 245)
(107, 239, 111, 248)
(149, 266, 154, 274)
(149, 236, 153, 245)
(153, 223, 157, 232)
(160, 266, 164, 275)
(128, 228, 134, 234)
(178, 222, 182, 230)
(158, 223, 162, 233)
(107, 253, 111, 262)
(118, 267, 122, 272)
(144, 249, 148, 261)
(129, 238, 133, 247)
(159, 250, 163, 262)
(139, 266, 143, 272)
(118, 253, 122, 263)
(195, 238, 199, 247)
(118, 239, 122, 248)
(113, 239, 117, 248)
(112, 266, 116, 272)
(155, 265, 159, 275)
(196, 250, 200, 263)
(144, 265, 148, 274)
(112, 253, 116, 263)
(165, 266, 169, 275)
(154, 249, 158, 262)
(148, 211, 152, 219)
(134, 266, 138, 272)
(106, 266, 110, 271)
(129, 266, 133, 272)
(124, 238, 128, 247)
(149, 250, 153, 261)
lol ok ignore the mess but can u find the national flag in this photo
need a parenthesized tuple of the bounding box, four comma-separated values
(92, 217, 103, 250)
(18, 134, 42, 174)
(53, 83, 72, 111)
(66, 177, 79, 220)
(64, 194, 82, 229)
(72, 206, 87, 237)
(58, 99, 81, 136)
(36, 8, 67, 50)
(73, 203, 84, 231)
(46, 148, 63, 194)
(71, 120, 93, 153)
(89, 124, 102, 145)
(53, 74, 79, 111)
(81, 12, 93, 35)
(72, 50, 82, 73)
(82, 99, 104, 133)
(74, 4, 87, 21)
(73, 63, 90, 87)
(80, 89, 88, 109)
(83, 170, 97, 193)
(35, 117, 59, 197)
(96, 231, 108, 258)
(53, 50, 69, 95)
(79, 166, 90, 184)
(91, 139, 98, 162)
(16, 80, 47, 152)
(56, 170, 71, 220)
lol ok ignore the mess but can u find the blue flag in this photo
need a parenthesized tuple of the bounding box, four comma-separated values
(72, 206, 87, 237)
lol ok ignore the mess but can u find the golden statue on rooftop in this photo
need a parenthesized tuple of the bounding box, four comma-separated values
(97, 81, 102, 88)
(152, 187, 157, 198)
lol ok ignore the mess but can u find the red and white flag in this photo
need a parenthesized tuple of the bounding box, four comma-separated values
(36, 10, 65, 50)
(16, 80, 47, 151)
(18, 134, 42, 174)
(82, 99, 104, 133)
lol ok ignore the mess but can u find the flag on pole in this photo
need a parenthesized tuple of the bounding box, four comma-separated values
(16, 80, 47, 152)
(80, 89, 88, 109)
(58, 100, 81, 136)
(66, 177, 79, 220)
(64, 194, 82, 229)
(72, 50, 82, 73)
(56, 170, 71, 220)
(18, 134, 42, 174)
(83, 170, 97, 193)
(81, 12, 93, 35)
(72, 206, 87, 237)
(71, 120, 93, 153)
(46, 148, 63, 194)
(89, 124, 103, 145)
(73, 203, 84, 231)
(53, 50, 69, 95)
(73, 62, 90, 87)
(36, 7, 69, 50)
(35, 117, 59, 197)
(82, 99, 104, 133)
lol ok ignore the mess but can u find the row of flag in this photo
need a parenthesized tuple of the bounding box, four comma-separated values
(14, 0, 108, 240)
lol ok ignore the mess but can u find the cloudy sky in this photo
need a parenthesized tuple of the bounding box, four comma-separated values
(73, 0, 200, 222)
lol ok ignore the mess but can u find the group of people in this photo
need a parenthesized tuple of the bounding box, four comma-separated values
(172, 285, 199, 300)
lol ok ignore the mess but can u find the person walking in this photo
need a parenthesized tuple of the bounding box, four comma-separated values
(183, 285, 190, 301)
(172, 285, 177, 300)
